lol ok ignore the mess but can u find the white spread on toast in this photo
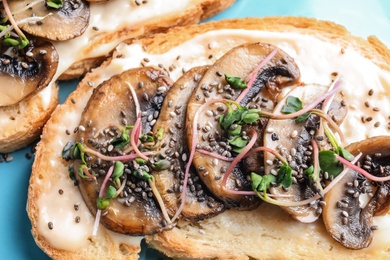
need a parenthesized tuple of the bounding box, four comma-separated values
(37, 29, 390, 252)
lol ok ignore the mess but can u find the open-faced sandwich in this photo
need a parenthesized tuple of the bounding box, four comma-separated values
(0, 0, 235, 153)
(29, 17, 390, 259)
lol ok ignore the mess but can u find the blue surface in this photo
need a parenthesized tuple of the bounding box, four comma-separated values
(1, 0, 390, 259)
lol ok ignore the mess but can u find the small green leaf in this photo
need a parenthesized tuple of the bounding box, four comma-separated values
(154, 159, 171, 171)
(276, 165, 293, 188)
(251, 172, 276, 191)
(135, 158, 147, 165)
(242, 110, 260, 124)
(112, 161, 124, 181)
(78, 164, 88, 179)
(220, 109, 243, 130)
(18, 38, 29, 49)
(281, 96, 303, 114)
(339, 148, 354, 161)
(228, 136, 248, 148)
(225, 74, 247, 89)
(140, 134, 154, 143)
(111, 126, 133, 148)
(304, 165, 314, 179)
(2, 38, 19, 46)
(296, 112, 311, 123)
(228, 124, 241, 136)
(106, 186, 117, 199)
(46, 0, 63, 9)
(133, 170, 152, 181)
(319, 150, 343, 177)
(96, 197, 109, 210)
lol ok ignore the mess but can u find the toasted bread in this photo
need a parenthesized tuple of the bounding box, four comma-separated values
(29, 17, 390, 259)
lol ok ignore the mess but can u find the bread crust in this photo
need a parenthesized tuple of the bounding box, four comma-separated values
(29, 17, 390, 259)
(0, 83, 58, 153)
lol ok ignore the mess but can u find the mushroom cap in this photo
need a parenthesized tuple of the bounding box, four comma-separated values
(9, 0, 90, 41)
(75, 67, 174, 235)
(186, 42, 300, 209)
(152, 66, 225, 221)
(323, 136, 390, 249)
(0, 39, 58, 107)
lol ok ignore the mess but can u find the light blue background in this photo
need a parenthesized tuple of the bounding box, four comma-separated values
(1, 0, 389, 259)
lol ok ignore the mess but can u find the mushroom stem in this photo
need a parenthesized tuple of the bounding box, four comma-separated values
(148, 177, 172, 224)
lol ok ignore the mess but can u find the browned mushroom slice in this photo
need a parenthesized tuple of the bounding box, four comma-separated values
(344, 136, 390, 216)
(10, 0, 90, 41)
(0, 39, 58, 107)
(186, 42, 300, 209)
(153, 66, 225, 221)
(263, 84, 347, 223)
(75, 67, 174, 235)
(322, 136, 390, 249)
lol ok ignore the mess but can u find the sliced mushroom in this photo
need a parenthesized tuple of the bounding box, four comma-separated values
(264, 84, 347, 223)
(0, 39, 58, 107)
(345, 136, 390, 216)
(322, 136, 390, 249)
(75, 67, 174, 235)
(152, 66, 225, 221)
(9, 0, 90, 41)
(186, 42, 300, 208)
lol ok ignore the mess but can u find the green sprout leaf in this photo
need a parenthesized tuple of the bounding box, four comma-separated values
(319, 150, 343, 177)
(78, 164, 89, 179)
(156, 128, 164, 141)
(304, 165, 314, 179)
(46, 0, 64, 9)
(281, 96, 311, 123)
(228, 124, 241, 136)
(276, 165, 293, 188)
(106, 186, 117, 199)
(338, 147, 354, 161)
(140, 133, 154, 143)
(111, 125, 133, 148)
(133, 170, 152, 181)
(242, 109, 260, 124)
(68, 163, 75, 180)
(96, 197, 110, 210)
(112, 161, 124, 181)
(153, 159, 171, 171)
(251, 173, 276, 192)
(225, 74, 247, 89)
(135, 158, 147, 165)
(219, 109, 243, 130)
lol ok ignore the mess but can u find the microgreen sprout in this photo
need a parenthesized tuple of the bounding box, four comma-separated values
(46, 0, 63, 9)
(225, 74, 247, 89)
(110, 125, 133, 148)
(1, 0, 29, 49)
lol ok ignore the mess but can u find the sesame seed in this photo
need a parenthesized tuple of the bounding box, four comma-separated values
(374, 122, 380, 127)
(58, 189, 63, 195)
(48, 222, 53, 230)
(368, 89, 374, 96)
(373, 107, 380, 112)
(364, 101, 370, 108)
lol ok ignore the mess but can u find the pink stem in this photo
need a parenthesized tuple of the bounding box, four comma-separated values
(92, 165, 114, 236)
(221, 129, 258, 187)
(2, 0, 26, 39)
(84, 148, 153, 162)
(83, 167, 96, 181)
(269, 81, 342, 120)
(336, 155, 390, 182)
(197, 149, 234, 161)
(171, 98, 228, 222)
(236, 48, 278, 103)
(130, 114, 149, 161)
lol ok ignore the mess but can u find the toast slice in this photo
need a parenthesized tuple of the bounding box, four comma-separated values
(29, 17, 390, 259)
